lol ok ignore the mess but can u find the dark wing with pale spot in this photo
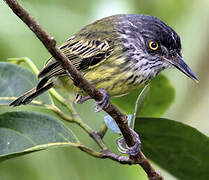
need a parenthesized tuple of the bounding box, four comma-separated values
(37, 36, 113, 90)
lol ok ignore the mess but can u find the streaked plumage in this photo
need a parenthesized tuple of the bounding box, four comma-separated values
(10, 14, 198, 106)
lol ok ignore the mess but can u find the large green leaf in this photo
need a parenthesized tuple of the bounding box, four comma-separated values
(135, 117, 209, 180)
(111, 74, 175, 117)
(0, 62, 52, 105)
(0, 111, 79, 161)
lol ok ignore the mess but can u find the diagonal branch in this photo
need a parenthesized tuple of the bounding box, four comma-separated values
(3, 0, 163, 179)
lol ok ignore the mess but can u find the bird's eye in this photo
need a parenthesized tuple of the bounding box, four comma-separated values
(148, 41, 159, 50)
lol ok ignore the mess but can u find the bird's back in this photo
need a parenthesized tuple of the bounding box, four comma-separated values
(38, 14, 158, 97)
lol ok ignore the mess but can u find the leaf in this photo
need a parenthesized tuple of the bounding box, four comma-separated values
(111, 74, 175, 117)
(104, 114, 132, 134)
(7, 57, 40, 76)
(135, 117, 209, 180)
(132, 84, 150, 127)
(105, 86, 150, 133)
(0, 62, 52, 105)
(134, 84, 150, 116)
(0, 111, 79, 161)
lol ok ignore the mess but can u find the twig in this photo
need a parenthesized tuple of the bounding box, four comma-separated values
(78, 145, 136, 165)
(98, 122, 108, 138)
(3, 0, 163, 179)
(46, 104, 106, 149)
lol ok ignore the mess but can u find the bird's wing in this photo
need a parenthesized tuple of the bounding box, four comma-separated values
(37, 36, 113, 90)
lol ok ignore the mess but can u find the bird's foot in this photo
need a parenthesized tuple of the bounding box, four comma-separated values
(116, 129, 141, 156)
(77, 95, 91, 104)
(94, 89, 110, 112)
(77, 89, 110, 112)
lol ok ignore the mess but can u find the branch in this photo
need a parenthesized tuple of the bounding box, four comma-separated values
(78, 145, 136, 165)
(3, 0, 163, 179)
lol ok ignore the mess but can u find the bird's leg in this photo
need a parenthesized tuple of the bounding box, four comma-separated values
(77, 95, 91, 104)
(116, 129, 141, 156)
(94, 89, 110, 112)
(78, 90, 140, 155)
(77, 89, 110, 112)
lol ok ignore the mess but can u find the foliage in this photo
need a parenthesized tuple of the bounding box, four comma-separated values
(0, 61, 208, 180)
(0, 111, 78, 162)
(0, 62, 51, 105)
(135, 118, 209, 180)
(111, 74, 175, 117)
(1, 0, 209, 179)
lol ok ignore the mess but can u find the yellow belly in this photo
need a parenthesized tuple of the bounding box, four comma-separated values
(56, 68, 144, 98)
(56, 56, 145, 98)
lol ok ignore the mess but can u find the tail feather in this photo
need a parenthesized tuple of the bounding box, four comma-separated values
(9, 82, 54, 106)
(11, 58, 64, 107)
(38, 61, 60, 78)
(37, 68, 65, 90)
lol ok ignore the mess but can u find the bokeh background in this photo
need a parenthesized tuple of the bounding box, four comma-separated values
(0, 0, 209, 179)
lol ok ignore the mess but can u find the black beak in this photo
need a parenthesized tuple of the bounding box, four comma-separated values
(168, 56, 199, 82)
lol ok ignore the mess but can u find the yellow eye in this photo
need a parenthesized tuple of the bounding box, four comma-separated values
(148, 41, 159, 50)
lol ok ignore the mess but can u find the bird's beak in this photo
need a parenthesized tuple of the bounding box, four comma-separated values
(167, 56, 199, 82)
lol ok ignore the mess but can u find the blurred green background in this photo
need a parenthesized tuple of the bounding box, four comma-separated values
(0, 0, 209, 179)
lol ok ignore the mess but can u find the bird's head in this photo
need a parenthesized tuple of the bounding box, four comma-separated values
(126, 14, 198, 82)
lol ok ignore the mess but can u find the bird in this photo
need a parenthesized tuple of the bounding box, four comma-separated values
(10, 14, 198, 108)
(9, 14, 198, 155)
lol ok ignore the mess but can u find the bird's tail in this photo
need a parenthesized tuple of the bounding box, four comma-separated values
(10, 57, 66, 107)
(9, 82, 53, 106)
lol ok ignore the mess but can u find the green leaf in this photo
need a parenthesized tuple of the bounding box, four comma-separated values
(105, 85, 150, 132)
(0, 111, 79, 161)
(132, 84, 150, 127)
(0, 62, 52, 105)
(7, 57, 40, 76)
(111, 74, 175, 117)
(135, 117, 209, 180)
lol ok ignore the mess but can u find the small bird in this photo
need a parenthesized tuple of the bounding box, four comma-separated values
(10, 14, 198, 109)
(9, 14, 198, 155)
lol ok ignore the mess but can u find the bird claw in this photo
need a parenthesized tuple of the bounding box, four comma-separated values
(94, 89, 110, 112)
(77, 95, 91, 104)
(76, 89, 110, 112)
(116, 129, 141, 156)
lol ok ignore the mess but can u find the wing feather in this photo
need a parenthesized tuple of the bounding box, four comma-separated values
(37, 36, 112, 90)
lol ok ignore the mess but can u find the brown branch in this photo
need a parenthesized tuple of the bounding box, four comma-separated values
(3, 0, 163, 179)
